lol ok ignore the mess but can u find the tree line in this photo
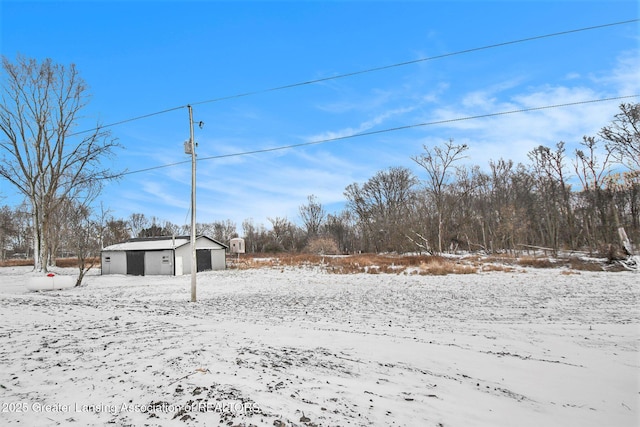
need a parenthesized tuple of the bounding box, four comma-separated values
(260, 103, 638, 259)
(2, 102, 638, 264)
(344, 103, 638, 258)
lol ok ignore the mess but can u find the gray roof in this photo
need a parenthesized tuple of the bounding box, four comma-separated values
(102, 236, 228, 251)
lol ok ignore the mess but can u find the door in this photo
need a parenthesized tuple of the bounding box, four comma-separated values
(196, 249, 212, 272)
(126, 251, 145, 276)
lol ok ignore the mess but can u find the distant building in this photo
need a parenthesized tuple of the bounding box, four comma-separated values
(101, 236, 227, 276)
(229, 237, 245, 254)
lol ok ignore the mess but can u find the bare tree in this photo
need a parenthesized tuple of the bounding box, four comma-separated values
(9, 202, 32, 258)
(412, 140, 468, 253)
(127, 213, 149, 238)
(55, 198, 101, 285)
(528, 142, 575, 251)
(344, 167, 417, 252)
(161, 220, 182, 238)
(0, 55, 119, 271)
(299, 195, 326, 238)
(600, 103, 640, 171)
(242, 218, 259, 253)
(243, 219, 271, 253)
(573, 136, 615, 250)
(0, 205, 16, 260)
(324, 211, 357, 254)
(484, 159, 514, 252)
(267, 216, 301, 252)
(210, 219, 238, 243)
(102, 218, 130, 247)
(450, 164, 488, 252)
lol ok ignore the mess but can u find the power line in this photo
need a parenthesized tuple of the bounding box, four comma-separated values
(190, 19, 639, 107)
(70, 105, 187, 137)
(71, 18, 638, 138)
(110, 94, 638, 179)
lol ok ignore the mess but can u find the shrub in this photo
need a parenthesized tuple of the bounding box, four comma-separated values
(568, 257, 604, 272)
(303, 236, 340, 255)
(517, 256, 555, 268)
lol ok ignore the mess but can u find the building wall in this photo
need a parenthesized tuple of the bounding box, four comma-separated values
(175, 241, 226, 274)
(176, 246, 192, 275)
(176, 247, 226, 274)
(200, 248, 225, 271)
(101, 251, 126, 274)
(145, 250, 174, 275)
(210, 248, 226, 270)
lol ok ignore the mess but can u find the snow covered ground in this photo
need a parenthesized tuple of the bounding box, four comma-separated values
(0, 265, 638, 427)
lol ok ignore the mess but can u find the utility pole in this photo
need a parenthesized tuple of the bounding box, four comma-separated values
(188, 105, 197, 302)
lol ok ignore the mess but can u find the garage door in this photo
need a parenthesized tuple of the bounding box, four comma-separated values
(126, 251, 145, 276)
(196, 249, 212, 272)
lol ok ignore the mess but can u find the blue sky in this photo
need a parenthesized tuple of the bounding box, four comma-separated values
(1, 1, 639, 233)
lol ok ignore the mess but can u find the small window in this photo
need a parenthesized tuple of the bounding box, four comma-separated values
(105, 257, 111, 263)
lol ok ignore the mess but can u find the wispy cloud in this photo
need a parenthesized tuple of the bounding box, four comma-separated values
(414, 52, 638, 168)
(306, 105, 417, 142)
(194, 147, 366, 225)
(597, 49, 640, 96)
(459, 78, 525, 110)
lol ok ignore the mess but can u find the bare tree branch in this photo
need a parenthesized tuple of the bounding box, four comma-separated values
(0, 55, 121, 271)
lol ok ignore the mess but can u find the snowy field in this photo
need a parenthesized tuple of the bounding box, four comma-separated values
(0, 265, 638, 427)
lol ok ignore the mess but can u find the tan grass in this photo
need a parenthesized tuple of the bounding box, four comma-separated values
(55, 257, 101, 268)
(480, 264, 516, 273)
(567, 258, 604, 272)
(516, 256, 556, 268)
(0, 258, 34, 267)
(560, 270, 581, 275)
(0, 257, 101, 268)
(229, 253, 480, 276)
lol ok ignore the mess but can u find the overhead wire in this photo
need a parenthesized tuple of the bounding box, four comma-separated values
(109, 94, 638, 179)
(189, 19, 639, 107)
(69, 18, 638, 138)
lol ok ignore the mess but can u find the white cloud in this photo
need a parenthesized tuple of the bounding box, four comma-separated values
(460, 78, 525, 109)
(604, 49, 640, 96)
(193, 147, 366, 227)
(419, 73, 634, 168)
(306, 105, 417, 142)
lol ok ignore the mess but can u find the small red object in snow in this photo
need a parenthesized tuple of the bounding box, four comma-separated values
(47, 273, 55, 277)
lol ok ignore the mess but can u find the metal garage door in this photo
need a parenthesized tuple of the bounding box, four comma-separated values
(196, 249, 212, 272)
(126, 251, 145, 276)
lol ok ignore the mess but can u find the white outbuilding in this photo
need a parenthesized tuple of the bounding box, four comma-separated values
(229, 237, 245, 254)
(101, 236, 227, 276)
